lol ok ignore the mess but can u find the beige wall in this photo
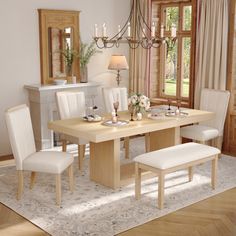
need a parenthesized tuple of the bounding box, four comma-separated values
(0, 0, 130, 156)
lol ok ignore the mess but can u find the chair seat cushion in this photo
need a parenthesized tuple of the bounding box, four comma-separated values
(180, 125, 219, 141)
(23, 151, 74, 174)
(134, 143, 220, 170)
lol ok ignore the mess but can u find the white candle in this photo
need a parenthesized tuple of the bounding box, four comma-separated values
(151, 22, 155, 38)
(142, 28, 146, 38)
(102, 23, 107, 37)
(94, 24, 98, 37)
(160, 24, 164, 38)
(118, 25, 121, 38)
(127, 22, 131, 37)
(171, 24, 176, 38)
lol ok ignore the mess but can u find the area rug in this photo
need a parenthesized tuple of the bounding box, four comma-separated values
(0, 137, 236, 236)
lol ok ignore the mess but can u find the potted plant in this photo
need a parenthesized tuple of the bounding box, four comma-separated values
(60, 43, 77, 76)
(78, 41, 102, 83)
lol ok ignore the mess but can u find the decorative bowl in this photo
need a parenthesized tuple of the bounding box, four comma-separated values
(53, 79, 67, 85)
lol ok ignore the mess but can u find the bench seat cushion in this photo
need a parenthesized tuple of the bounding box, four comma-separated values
(134, 143, 220, 170)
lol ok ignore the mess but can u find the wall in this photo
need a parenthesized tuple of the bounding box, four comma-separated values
(0, 0, 130, 156)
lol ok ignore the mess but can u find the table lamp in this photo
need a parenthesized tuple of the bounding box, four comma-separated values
(108, 55, 129, 86)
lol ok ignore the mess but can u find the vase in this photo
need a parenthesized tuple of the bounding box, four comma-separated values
(66, 65, 72, 77)
(80, 66, 88, 83)
(136, 112, 142, 121)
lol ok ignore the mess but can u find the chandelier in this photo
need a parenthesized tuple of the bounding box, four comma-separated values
(93, 0, 177, 50)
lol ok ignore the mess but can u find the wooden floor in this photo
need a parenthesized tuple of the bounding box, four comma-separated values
(0, 188, 235, 236)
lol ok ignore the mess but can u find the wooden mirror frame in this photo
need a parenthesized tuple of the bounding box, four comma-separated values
(38, 9, 80, 84)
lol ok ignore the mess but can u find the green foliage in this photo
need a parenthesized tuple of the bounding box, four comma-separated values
(60, 43, 77, 68)
(78, 41, 102, 68)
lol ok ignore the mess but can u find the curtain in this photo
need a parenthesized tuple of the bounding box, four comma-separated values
(194, 0, 229, 108)
(129, 0, 152, 96)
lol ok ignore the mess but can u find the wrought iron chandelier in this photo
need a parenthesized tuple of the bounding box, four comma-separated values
(93, 0, 177, 49)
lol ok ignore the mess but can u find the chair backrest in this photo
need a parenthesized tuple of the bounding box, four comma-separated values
(102, 87, 128, 113)
(200, 88, 230, 136)
(56, 91, 86, 119)
(5, 104, 36, 170)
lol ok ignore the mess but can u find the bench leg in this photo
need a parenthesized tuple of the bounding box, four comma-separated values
(135, 163, 142, 200)
(158, 173, 165, 209)
(188, 167, 193, 182)
(211, 156, 218, 190)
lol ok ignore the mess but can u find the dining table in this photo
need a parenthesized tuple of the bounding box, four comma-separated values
(48, 108, 214, 189)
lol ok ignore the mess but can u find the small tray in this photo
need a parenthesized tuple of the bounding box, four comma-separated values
(102, 120, 129, 127)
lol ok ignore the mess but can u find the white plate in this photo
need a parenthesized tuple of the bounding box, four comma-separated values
(102, 120, 129, 127)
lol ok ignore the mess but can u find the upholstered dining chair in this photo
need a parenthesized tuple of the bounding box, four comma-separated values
(102, 87, 130, 158)
(5, 104, 74, 206)
(180, 88, 230, 150)
(56, 91, 89, 170)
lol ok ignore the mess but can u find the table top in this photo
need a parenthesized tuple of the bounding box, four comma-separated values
(48, 109, 214, 143)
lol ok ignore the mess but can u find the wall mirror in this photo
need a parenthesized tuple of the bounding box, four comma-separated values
(38, 9, 80, 84)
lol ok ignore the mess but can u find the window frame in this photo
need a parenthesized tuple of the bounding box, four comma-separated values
(151, 0, 196, 108)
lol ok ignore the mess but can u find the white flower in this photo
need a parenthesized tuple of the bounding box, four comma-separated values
(129, 93, 150, 113)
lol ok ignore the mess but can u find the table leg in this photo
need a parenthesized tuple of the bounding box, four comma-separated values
(90, 139, 120, 189)
(149, 127, 181, 151)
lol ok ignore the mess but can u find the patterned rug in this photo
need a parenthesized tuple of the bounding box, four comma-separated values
(0, 137, 236, 236)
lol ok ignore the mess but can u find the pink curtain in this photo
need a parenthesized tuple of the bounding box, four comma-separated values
(129, 0, 152, 96)
(194, 0, 229, 108)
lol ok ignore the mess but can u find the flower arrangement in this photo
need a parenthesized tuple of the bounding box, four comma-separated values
(128, 93, 150, 114)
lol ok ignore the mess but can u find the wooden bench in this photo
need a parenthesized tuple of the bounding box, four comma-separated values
(134, 143, 220, 209)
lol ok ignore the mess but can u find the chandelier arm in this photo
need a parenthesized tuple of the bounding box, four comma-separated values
(109, 0, 135, 41)
(137, 0, 152, 32)
(128, 40, 140, 49)
(94, 39, 106, 49)
(141, 39, 152, 49)
(138, 15, 147, 39)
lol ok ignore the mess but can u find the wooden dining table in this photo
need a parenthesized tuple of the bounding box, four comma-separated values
(48, 109, 214, 189)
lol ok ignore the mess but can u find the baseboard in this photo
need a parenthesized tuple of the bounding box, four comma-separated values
(0, 155, 15, 167)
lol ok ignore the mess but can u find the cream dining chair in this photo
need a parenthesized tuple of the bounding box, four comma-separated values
(56, 91, 89, 170)
(102, 87, 130, 158)
(5, 104, 74, 206)
(180, 88, 230, 150)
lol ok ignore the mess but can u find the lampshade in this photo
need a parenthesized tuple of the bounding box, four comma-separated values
(108, 55, 129, 71)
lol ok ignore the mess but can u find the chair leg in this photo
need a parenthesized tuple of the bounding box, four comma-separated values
(62, 140, 67, 152)
(30, 172, 36, 189)
(145, 133, 150, 152)
(211, 155, 218, 190)
(158, 173, 165, 209)
(17, 170, 24, 200)
(78, 144, 85, 170)
(56, 174, 61, 206)
(213, 136, 223, 151)
(135, 163, 142, 200)
(124, 137, 130, 159)
(188, 167, 193, 182)
(68, 164, 74, 192)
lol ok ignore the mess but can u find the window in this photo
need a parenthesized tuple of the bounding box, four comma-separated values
(151, 1, 195, 107)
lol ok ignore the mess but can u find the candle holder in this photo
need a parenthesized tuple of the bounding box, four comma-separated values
(129, 105, 135, 121)
(113, 101, 119, 117)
